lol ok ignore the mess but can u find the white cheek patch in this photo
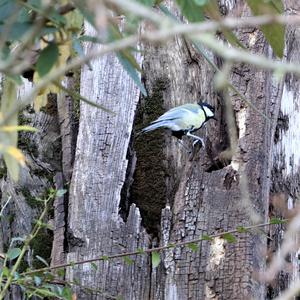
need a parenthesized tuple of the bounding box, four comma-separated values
(203, 106, 214, 117)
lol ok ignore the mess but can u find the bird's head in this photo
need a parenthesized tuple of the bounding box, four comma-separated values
(199, 102, 217, 121)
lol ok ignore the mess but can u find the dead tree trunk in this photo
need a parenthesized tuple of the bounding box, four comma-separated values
(1, 1, 300, 299)
(65, 1, 298, 299)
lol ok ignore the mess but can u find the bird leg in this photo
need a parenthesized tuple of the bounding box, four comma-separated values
(186, 131, 205, 148)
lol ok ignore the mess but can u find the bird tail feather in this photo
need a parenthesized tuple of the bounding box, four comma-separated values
(141, 120, 172, 133)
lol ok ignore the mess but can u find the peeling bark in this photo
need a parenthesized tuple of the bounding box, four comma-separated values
(66, 23, 150, 299)
(1, 1, 299, 299)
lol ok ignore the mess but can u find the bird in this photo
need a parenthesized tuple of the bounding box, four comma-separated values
(141, 102, 216, 150)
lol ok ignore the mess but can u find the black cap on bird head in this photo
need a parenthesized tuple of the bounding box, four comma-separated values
(198, 101, 217, 120)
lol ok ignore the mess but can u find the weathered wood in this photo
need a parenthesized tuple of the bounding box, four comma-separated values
(135, 2, 281, 299)
(51, 75, 79, 267)
(66, 22, 151, 299)
(269, 3, 300, 296)
(0, 80, 63, 298)
(1, 1, 299, 299)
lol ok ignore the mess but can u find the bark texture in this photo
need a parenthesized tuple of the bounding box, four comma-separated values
(0, 81, 63, 298)
(66, 23, 150, 299)
(1, 1, 300, 300)
(269, 3, 300, 296)
(64, 1, 286, 299)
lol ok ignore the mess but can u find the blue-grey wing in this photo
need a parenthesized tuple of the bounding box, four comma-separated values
(152, 104, 200, 123)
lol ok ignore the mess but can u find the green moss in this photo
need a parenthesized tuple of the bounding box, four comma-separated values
(30, 229, 53, 269)
(18, 228, 53, 271)
(130, 77, 169, 235)
(72, 68, 81, 122)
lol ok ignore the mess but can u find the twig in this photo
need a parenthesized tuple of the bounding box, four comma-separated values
(0, 195, 53, 300)
(54, 81, 116, 115)
(0, 196, 11, 217)
(20, 219, 286, 277)
(274, 277, 300, 300)
(1, 15, 300, 127)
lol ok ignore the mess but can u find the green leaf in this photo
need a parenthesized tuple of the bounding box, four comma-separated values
(6, 75, 23, 85)
(34, 275, 42, 286)
(1, 266, 10, 277)
(72, 35, 93, 70)
(33, 288, 60, 298)
(78, 35, 101, 43)
(7, 247, 21, 260)
(236, 226, 248, 233)
(48, 9, 66, 25)
(13, 271, 20, 280)
(40, 25, 58, 36)
(201, 234, 213, 241)
(35, 255, 49, 267)
(222, 233, 237, 243)
(73, 0, 95, 27)
(151, 251, 160, 268)
(108, 24, 146, 96)
(203, 0, 245, 48)
(36, 43, 59, 77)
(137, 247, 145, 254)
(0, 125, 37, 132)
(194, 0, 208, 4)
(245, 0, 285, 58)
(187, 242, 199, 252)
(137, 0, 155, 5)
(0, 0, 16, 20)
(0, 22, 32, 41)
(269, 0, 284, 13)
(123, 256, 134, 265)
(117, 52, 147, 96)
(1, 78, 20, 181)
(101, 255, 109, 261)
(57, 268, 65, 277)
(176, 0, 205, 22)
(55, 81, 115, 114)
(62, 287, 73, 300)
(270, 217, 286, 225)
(56, 189, 67, 197)
(91, 262, 98, 270)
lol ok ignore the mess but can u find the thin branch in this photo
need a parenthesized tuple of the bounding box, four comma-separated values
(0, 195, 53, 300)
(20, 219, 286, 277)
(54, 81, 116, 115)
(2, 13, 300, 126)
(274, 277, 300, 300)
(108, 0, 300, 31)
(259, 209, 300, 283)
(0, 196, 11, 217)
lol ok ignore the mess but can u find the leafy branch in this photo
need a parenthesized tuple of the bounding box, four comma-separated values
(2, 13, 300, 128)
(0, 189, 64, 300)
(20, 218, 286, 277)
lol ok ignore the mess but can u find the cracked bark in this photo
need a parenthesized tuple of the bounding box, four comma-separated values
(0, 81, 63, 299)
(1, 1, 300, 299)
(64, 1, 293, 299)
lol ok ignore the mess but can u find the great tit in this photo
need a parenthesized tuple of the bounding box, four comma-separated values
(141, 102, 216, 148)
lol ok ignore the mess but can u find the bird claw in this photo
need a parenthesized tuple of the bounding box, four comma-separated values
(193, 139, 205, 148)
